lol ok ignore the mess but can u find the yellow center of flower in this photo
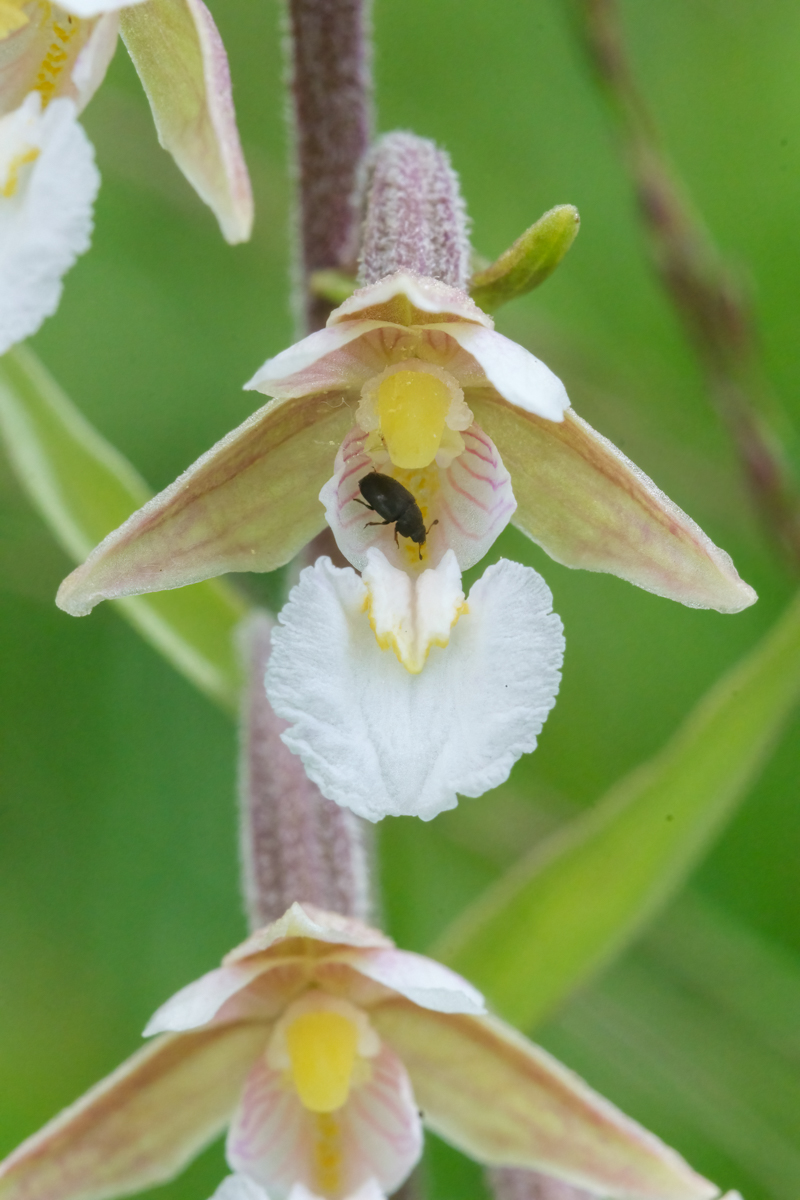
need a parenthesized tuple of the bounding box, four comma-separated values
(285, 1009, 360, 1113)
(377, 369, 451, 469)
(35, 13, 82, 104)
(0, 0, 28, 39)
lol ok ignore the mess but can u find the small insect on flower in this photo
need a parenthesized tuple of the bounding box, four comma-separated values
(356, 472, 438, 558)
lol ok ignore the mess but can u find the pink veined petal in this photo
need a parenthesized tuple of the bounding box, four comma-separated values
(224, 903, 394, 967)
(144, 960, 311, 1035)
(320, 424, 517, 574)
(70, 12, 120, 111)
(440, 325, 570, 423)
(333, 947, 485, 1016)
(119, 0, 253, 244)
(227, 1046, 422, 1200)
(328, 271, 493, 330)
(370, 1002, 717, 1200)
(245, 322, 398, 399)
(472, 394, 757, 614)
(0, 1024, 268, 1200)
(0, 8, 106, 116)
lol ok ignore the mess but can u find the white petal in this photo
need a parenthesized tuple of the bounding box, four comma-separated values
(265, 557, 565, 821)
(0, 94, 98, 355)
(287, 1178, 387, 1200)
(63, 0, 146, 15)
(321, 425, 516, 574)
(339, 947, 486, 1015)
(227, 1047, 422, 1199)
(71, 12, 120, 111)
(143, 962, 277, 1035)
(329, 271, 493, 329)
(244, 322, 392, 398)
(212, 1175, 271, 1200)
(441, 324, 569, 422)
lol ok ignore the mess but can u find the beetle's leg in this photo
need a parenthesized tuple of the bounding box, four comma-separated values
(394, 528, 400, 547)
(353, 498, 373, 510)
(365, 519, 393, 528)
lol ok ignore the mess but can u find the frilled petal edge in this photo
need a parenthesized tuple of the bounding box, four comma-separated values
(265, 556, 564, 821)
(472, 393, 757, 613)
(370, 1002, 717, 1200)
(0, 1024, 268, 1200)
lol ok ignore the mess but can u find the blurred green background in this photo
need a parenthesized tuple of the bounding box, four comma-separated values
(2, 2, 800, 1199)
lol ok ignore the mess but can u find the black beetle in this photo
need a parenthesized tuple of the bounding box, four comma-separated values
(355, 473, 438, 559)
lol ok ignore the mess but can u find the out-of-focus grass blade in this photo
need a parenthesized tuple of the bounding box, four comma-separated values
(0, 345, 247, 712)
(542, 893, 800, 1200)
(433, 593, 800, 1028)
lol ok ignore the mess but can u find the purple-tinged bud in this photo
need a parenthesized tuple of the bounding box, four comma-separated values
(237, 611, 371, 928)
(358, 131, 471, 289)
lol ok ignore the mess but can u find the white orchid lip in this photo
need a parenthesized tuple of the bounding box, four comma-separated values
(266, 556, 565, 822)
(0, 92, 98, 355)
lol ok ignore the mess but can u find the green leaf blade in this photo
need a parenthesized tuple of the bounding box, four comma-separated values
(433, 592, 800, 1029)
(0, 346, 247, 712)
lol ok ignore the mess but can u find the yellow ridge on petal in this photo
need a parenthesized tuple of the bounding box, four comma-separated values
(377, 369, 451, 469)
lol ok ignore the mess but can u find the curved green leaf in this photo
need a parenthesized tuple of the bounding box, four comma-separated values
(433, 592, 800, 1028)
(0, 346, 247, 712)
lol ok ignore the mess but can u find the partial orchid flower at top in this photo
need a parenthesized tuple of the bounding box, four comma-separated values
(0, 901, 721, 1200)
(55, 133, 756, 821)
(0, 0, 252, 354)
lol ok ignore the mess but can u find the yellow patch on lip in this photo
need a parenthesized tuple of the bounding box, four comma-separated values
(286, 1009, 359, 1113)
(0, 0, 28, 39)
(377, 368, 451, 469)
(1, 146, 39, 197)
(313, 1111, 342, 1196)
(35, 14, 82, 106)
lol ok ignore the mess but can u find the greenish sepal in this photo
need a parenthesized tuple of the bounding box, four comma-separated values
(470, 205, 580, 312)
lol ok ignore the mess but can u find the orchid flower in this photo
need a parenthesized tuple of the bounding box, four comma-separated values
(0, 902, 720, 1200)
(53, 133, 756, 822)
(0, 0, 251, 353)
(56, 267, 755, 620)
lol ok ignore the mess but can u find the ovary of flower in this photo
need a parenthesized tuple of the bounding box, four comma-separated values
(363, 548, 467, 673)
(268, 992, 380, 1113)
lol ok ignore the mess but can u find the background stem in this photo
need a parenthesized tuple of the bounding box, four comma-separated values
(568, 0, 800, 572)
(285, 0, 373, 331)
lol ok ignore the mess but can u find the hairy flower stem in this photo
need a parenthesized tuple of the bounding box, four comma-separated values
(568, 0, 800, 572)
(488, 1169, 596, 1200)
(358, 132, 471, 288)
(285, 0, 373, 332)
(237, 611, 371, 928)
